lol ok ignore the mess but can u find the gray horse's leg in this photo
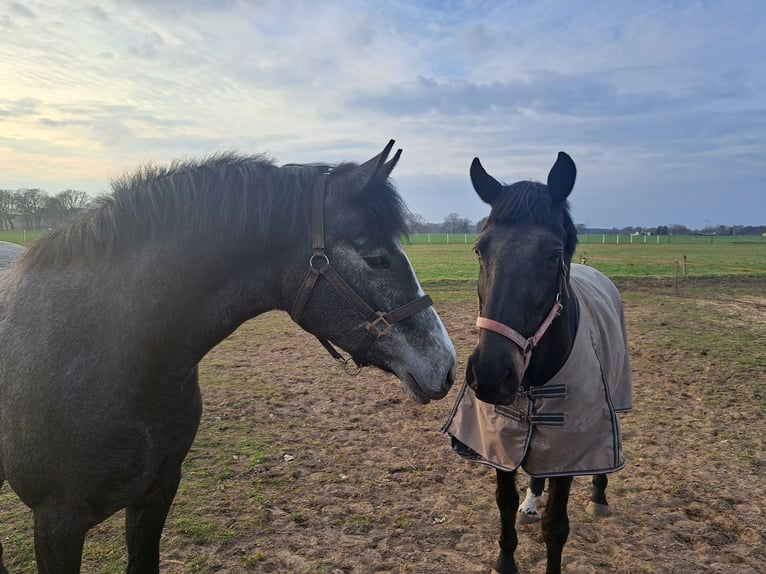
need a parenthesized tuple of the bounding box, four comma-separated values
(585, 473, 611, 516)
(125, 459, 184, 574)
(32, 506, 87, 574)
(0, 479, 7, 574)
(491, 469, 519, 574)
(541, 475, 572, 574)
(126, 370, 200, 574)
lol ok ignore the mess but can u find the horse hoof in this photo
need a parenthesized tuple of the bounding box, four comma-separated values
(490, 552, 519, 574)
(516, 509, 541, 524)
(585, 501, 611, 516)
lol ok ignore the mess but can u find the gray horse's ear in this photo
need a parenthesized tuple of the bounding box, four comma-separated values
(343, 140, 397, 194)
(547, 152, 576, 204)
(470, 157, 503, 205)
(377, 148, 402, 182)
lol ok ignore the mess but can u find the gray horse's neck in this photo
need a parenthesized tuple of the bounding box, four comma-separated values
(14, 236, 299, 389)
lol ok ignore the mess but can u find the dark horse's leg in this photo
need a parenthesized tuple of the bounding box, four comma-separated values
(585, 473, 611, 516)
(517, 476, 545, 524)
(541, 475, 573, 574)
(491, 469, 520, 574)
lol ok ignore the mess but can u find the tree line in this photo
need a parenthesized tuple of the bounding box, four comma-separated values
(0, 188, 93, 231)
(408, 213, 766, 237)
(408, 212, 474, 234)
(3, 190, 763, 238)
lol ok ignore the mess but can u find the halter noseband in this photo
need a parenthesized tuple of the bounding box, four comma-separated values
(290, 172, 434, 374)
(475, 257, 569, 371)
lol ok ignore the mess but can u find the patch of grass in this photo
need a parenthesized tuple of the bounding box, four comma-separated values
(351, 514, 375, 531)
(0, 230, 44, 245)
(243, 551, 268, 566)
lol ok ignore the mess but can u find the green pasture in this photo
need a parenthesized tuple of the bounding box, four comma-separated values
(410, 233, 766, 246)
(0, 230, 44, 245)
(404, 240, 766, 303)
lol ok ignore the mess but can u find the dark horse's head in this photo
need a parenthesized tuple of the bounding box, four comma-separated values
(465, 152, 578, 405)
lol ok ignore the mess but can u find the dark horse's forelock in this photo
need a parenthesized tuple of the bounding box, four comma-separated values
(485, 181, 578, 258)
(21, 153, 408, 270)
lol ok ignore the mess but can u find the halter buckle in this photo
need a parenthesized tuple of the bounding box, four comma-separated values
(367, 312, 393, 337)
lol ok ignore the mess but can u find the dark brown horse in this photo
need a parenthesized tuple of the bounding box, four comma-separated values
(443, 152, 631, 574)
(0, 141, 457, 573)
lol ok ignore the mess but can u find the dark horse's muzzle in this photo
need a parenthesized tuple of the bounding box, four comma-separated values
(464, 338, 524, 405)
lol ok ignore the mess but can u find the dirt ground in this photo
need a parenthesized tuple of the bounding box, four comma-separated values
(148, 279, 764, 574)
(1, 278, 764, 573)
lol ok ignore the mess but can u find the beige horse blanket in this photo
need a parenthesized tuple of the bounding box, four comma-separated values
(442, 264, 632, 477)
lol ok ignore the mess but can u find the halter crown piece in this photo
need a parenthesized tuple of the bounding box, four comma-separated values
(290, 172, 434, 375)
(476, 257, 568, 371)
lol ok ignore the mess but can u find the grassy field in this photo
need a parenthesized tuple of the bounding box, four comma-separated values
(404, 241, 766, 295)
(0, 230, 43, 245)
(411, 233, 766, 246)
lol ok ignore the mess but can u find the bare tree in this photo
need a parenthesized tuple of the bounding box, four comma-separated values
(443, 212, 471, 234)
(407, 213, 428, 234)
(57, 189, 89, 212)
(0, 189, 15, 231)
(42, 195, 66, 229)
(14, 188, 48, 229)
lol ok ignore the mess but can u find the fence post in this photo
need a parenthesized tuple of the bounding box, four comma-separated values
(683, 255, 687, 277)
(675, 259, 680, 294)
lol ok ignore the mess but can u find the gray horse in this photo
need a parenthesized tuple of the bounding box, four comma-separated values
(0, 141, 457, 573)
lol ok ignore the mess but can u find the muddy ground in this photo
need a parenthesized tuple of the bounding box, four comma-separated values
(164, 279, 765, 573)
(1, 278, 764, 573)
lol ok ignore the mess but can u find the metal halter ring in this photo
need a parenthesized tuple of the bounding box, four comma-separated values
(309, 253, 330, 271)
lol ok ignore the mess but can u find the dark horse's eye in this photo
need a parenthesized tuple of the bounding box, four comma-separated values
(364, 255, 390, 270)
(473, 247, 481, 260)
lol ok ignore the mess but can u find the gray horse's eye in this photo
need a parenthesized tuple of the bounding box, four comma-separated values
(363, 255, 390, 270)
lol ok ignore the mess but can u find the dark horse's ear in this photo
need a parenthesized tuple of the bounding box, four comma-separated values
(470, 157, 503, 205)
(340, 140, 401, 196)
(547, 152, 576, 204)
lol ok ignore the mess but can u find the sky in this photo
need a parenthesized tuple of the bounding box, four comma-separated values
(1, 1, 764, 229)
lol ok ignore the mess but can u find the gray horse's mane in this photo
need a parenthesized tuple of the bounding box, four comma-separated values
(21, 152, 409, 270)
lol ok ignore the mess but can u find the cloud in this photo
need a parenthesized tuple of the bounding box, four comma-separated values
(0, 0, 764, 228)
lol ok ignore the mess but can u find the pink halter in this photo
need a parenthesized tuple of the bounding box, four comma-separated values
(475, 258, 568, 371)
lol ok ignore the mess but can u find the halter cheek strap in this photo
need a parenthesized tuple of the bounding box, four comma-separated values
(290, 172, 434, 373)
(476, 258, 568, 371)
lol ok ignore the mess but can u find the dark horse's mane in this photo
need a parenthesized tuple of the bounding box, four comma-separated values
(485, 180, 578, 258)
(22, 152, 409, 270)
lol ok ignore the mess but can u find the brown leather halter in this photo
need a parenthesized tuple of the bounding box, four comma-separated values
(475, 257, 569, 372)
(290, 172, 434, 374)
